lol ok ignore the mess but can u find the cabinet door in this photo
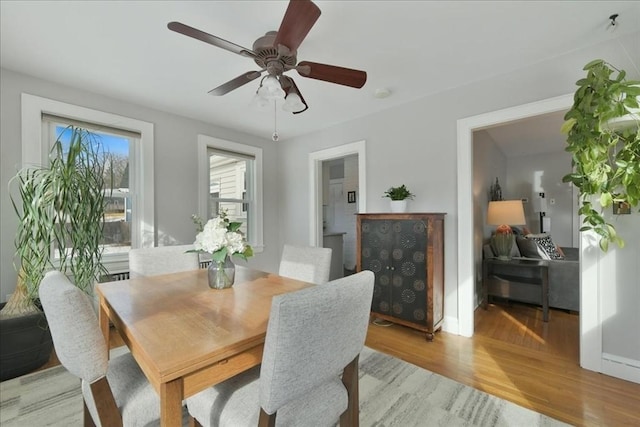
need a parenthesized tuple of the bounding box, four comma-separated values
(389, 219, 428, 326)
(360, 219, 393, 316)
(360, 218, 428, 326)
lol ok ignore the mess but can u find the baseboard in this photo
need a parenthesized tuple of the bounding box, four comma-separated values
(602, 353, 640, 384)
(442, 315, 460, 336)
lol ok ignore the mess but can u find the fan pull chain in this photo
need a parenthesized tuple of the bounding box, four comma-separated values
(272, 100, 279, 141)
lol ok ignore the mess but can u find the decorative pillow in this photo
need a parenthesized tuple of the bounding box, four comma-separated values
(516, 236, 544, 259)
(525, 233, 564, 260)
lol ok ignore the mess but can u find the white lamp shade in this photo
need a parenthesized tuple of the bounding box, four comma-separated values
(249, 93, 271, 111)
(487, 200, 526, 226)
(283, 92, 305, 112)
(257, 75, 285, 100)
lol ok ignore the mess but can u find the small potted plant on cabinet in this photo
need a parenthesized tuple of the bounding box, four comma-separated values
(383, 184, 415, 213)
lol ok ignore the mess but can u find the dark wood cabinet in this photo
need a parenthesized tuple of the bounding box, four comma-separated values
(356, 213, 445, 340)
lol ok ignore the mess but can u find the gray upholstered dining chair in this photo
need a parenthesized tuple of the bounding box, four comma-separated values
(186, 270, 375, 427)
(39, 270, 163, 427)
(278, 244, 332, 284)
(129, 244, 200, 278)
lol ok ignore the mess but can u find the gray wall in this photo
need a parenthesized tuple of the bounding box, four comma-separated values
(472, 130, 507, 302)
(506, 150, 574, 247)
(0, 68, 281, 301)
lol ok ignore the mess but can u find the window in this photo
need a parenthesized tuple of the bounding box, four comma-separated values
(43, 116, 136, 257)
(198, 135, 263, 252)
(207, 148, 251, 235)
(22, 94, 154, 273)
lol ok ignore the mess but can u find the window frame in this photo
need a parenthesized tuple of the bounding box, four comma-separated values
(207, 147, 250, 221)
(21, 93, 155, 273)
(197, 134, 264, 253)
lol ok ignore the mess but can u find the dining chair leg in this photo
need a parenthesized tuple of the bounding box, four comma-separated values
(89, 377, 123, 427)
(340, 355, 360, 427)
(188, 415, 202, 427)
(83, 400, 96, 427)
(258, 408, 276, 427)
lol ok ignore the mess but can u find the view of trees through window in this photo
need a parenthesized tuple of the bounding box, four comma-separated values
(55, 125, 132, 254)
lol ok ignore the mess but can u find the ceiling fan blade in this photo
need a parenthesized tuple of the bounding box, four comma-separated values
(296, 61, 367, 88)
(168, 22, 258, 59)
(280, 75, 309, 114)
(273, 0, 321, 54)
(208, 71, 264, 96)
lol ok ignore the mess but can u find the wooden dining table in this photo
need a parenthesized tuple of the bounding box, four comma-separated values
(96, 266, 313, 427)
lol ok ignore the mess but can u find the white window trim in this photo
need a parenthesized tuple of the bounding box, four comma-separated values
(197, 134, 264, 253)
(21, 93, 155, 273)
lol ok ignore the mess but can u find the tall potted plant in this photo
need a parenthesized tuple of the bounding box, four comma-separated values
(562, 59, 640, 251)
(0, 126, 108, 380)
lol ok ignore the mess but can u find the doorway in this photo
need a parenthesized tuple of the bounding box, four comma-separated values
(456, 94, 574, 337)
(308, 141, 367, 274)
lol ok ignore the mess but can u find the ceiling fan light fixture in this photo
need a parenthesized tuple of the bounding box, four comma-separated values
(283, 92, 305, 112)
(168, 0, 366, 128)
(258, 75, 285, 100)
(250, 92, 271, 111)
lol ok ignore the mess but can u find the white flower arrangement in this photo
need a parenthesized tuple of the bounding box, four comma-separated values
(191, 211, 253, 264)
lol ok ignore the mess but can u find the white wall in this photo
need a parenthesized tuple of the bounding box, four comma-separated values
(506, 150, 574, 247)
(600, 212, 640, 377)
(581, 203, 640, 383)
(0, 69, 280, 301)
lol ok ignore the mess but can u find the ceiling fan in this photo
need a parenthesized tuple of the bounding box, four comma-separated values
(167, 0, 367, 115)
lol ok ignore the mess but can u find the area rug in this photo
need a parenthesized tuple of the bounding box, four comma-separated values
(0, 346, 567, 426)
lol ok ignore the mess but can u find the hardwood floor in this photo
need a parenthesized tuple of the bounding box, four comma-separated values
(365, 301, 640, 426)
(37, 301, 639, 426)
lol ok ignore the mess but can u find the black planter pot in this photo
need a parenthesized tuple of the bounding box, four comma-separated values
(0, 302, 54, 381)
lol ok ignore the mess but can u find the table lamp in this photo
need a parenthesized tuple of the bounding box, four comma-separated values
(487, 200, 526, 260)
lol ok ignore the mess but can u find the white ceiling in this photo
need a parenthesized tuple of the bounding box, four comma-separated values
(484, 110, 568, 157)
(1, 1, 639, 144)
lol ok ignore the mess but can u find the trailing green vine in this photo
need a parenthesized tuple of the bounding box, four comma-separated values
(562, 59, 640, 251)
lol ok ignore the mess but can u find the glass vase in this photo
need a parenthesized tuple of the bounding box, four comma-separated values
(208, 257, 235, 289)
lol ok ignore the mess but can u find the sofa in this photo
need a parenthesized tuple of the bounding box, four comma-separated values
(483, 233, 579, 312)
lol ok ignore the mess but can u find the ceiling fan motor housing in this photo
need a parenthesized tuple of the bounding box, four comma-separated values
(253, 31, 297, 75)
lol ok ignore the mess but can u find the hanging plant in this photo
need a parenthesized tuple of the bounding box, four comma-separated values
(562, 59, 640, 251)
